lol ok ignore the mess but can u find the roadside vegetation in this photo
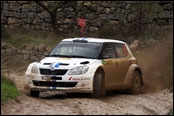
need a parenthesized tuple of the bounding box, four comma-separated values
(1, 75, 21, 102)
(1, 28, 62, 48)
(168, 108, 173, 115)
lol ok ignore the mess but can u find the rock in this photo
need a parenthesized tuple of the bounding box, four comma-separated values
(9, 3, 20, 11)
(89, 27, 99, 32)
(86, 12, 96, 20)
(22, 50, 30, 54)
(39, 51, 44, 55)
(23, 54, 30, 60)
(92, 19, 103, 27)
(11, 47, 17, 54)
(159, 11, 173, 19)
(168, 19, 173, 25)
(105, 8, 110, 14)
(1, 50, 6, 56)
(25, 45, 34, 51)
(8, 17, 19, 24)
(101, 2, 108, 7)
(6, 48, 13, 55)
(125, 3, 131, 9)
(46, 47, 52, 52)
(64, 18, 72, 24)
(30, 56, 38, 61)
(39, 44, 46, 52)
(162, 3, 173, 10)
(1, 42, 7, 49)
(84, 2, 92, 6)
(17, 49, 22, 54)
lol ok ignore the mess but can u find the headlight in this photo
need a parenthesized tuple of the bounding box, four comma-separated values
(68, 66, 89, 75)
(31, 64, 39, 74)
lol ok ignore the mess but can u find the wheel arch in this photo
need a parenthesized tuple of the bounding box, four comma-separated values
(122, 64, 143, 90)
(93, 66, 105, 95)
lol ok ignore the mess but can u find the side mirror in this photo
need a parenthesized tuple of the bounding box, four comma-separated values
(103, 55, 110, 59)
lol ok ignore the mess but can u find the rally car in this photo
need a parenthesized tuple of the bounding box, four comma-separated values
(25, 38, 143, 98)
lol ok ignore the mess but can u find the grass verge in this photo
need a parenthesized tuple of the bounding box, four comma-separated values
(1, 28, 63, 48)
(168, 108, 173, 115)
(1, 75, 21, 102)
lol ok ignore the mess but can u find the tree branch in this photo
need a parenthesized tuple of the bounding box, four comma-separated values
(35, 1, 51, 13)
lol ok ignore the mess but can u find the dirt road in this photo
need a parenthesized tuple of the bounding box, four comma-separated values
(1, 70, 173, 115)
(1, 36, 173, 115)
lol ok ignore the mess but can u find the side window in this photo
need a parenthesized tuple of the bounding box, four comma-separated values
(101, 43, 117, 59)
(114, 43, 128, 58)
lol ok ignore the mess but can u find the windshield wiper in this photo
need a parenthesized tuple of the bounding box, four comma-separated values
(68, 55, 91, 59)
(48, 55, 70, 57)
(48, 54, 91, 59)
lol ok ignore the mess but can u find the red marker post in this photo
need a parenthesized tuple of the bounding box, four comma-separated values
(78, 18, 86, 37)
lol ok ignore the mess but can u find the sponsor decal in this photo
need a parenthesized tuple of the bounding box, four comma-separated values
(123, 45, 128, 55)
(102, 60, 106, 65)
(81, 78, 90, 80)
(73, 78, 80, 80)
(50, 87, 56, 90)
(81, 38, 86, 40)
(56, 58, 71, 60)
(69, 77, 72, 80)
(83, 88, 91, 90)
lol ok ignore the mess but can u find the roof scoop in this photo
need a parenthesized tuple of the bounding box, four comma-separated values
(80, 61, 90, 64)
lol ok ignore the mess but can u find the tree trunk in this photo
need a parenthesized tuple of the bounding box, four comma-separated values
(50, 10, 58, 35)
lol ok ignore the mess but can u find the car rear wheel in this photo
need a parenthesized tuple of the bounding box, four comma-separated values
(30, 90, 40, 97)
(129, 71, 142, 94)
(92, 72, 103, 98)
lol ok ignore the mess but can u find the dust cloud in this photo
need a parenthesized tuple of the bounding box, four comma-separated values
(136, 37, 173, 93)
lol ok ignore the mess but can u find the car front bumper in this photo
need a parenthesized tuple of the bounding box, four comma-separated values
(25, 73, 94, 93)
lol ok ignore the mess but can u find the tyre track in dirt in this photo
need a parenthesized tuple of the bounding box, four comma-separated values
(1, 71, 173, 115)
(1, 36, 173, 115)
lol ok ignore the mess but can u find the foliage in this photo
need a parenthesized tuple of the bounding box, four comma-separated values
(168, 108, 173, 115)
(1, 75, 21, 102)
(1, 28, 62, 48)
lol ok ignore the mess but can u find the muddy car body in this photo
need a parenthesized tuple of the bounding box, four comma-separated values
(25, 38, 143, 98)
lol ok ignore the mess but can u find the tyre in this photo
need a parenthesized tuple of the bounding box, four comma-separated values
(30, 90, 40, 97)
(92, 72, 103, 98)
(129, 71, 142, 94)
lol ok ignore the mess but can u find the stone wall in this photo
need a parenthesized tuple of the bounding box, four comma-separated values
(1, 1, 173, 34)
(1, 43, 52, 61)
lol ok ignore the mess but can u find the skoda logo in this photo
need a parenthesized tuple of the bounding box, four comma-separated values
(49, 62, 56, 71)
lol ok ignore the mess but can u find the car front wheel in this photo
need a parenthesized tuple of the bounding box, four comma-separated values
(92, 72, 103, 98)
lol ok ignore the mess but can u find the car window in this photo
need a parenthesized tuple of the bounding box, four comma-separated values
(49, 42, 102, 59)
(113, 43, 128, 58)
(101, 43, 117, 59)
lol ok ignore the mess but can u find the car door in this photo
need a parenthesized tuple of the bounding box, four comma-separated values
(101, 43, 120, 89)
(113, 43, 131, 85)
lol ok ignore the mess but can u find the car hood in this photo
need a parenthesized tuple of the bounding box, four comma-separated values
(35, 57, 97, 69)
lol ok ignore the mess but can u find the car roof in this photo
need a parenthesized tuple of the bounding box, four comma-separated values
(62, 37, 126, 44)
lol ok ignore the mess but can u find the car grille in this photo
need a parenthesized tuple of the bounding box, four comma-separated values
(40, 69, 68, 75)
(33, 81, 77, 87)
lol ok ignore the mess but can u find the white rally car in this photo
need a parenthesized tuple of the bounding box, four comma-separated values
(25, 38, 143, 98)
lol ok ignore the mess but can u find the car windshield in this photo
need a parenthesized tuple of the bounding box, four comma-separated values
(49, 41, 102, 59)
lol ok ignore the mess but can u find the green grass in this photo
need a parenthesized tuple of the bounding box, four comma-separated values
(1, 29, 63, 48)
(168, 108, 173, 115)
(1, 75, 21, 102)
